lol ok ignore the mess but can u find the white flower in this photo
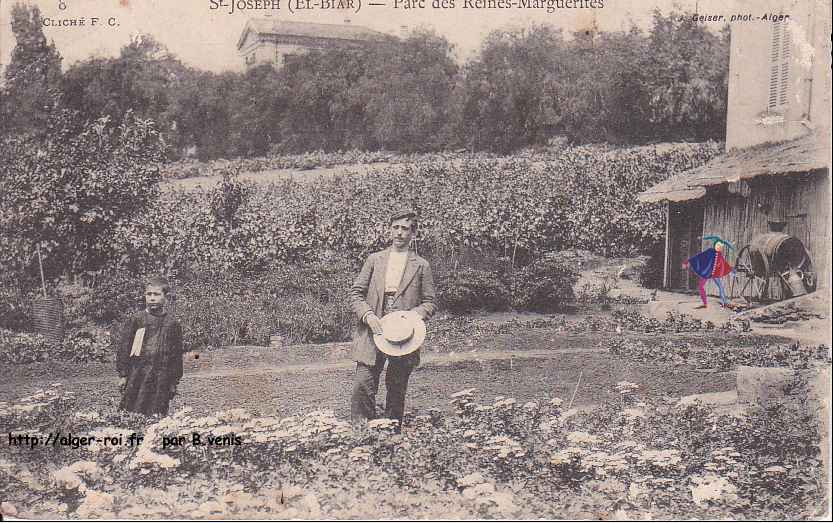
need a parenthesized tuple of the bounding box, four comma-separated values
(68, 461, 105, 482)
(74, 411, 103, 422)
(690, 474, 738, 506)
(76, 490, 114, 518)
(457, 472, 486, 488)
(764, 465, 787, 474)
(450, 388, 477, 398)
(622, 408, 646, 419)
(566, 431, 600, 446)
(638, 449, 682, 469)
(462, 482, 495, 500)
(52, 468, 83, 490)
(1, 502, 18, 516)
(367, 418, 396, 429)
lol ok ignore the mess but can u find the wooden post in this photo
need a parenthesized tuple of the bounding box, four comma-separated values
(663, 202, 671, 289)
(36, 244, 47, 299)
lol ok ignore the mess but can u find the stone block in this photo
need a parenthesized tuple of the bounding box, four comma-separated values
(736, 366, 796, 405)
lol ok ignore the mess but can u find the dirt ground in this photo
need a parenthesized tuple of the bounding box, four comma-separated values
(6, 258, 814, 422)
(3, 324, 741, 420)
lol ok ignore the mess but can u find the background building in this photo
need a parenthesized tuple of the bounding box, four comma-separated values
(237, 18, 391, 69)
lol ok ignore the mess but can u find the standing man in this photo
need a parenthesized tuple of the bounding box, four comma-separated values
(349, 208, 436, 428)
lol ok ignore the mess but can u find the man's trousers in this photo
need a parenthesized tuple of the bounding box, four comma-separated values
(350, 349, 419, 424)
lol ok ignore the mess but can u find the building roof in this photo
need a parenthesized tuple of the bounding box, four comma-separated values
(638, 131, 831, 203)
(237, 19, 389, 50)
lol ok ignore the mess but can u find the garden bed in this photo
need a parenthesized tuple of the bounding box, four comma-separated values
(0, 378, 826, 519)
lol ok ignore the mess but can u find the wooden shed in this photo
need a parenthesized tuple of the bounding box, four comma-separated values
(638, 131, 831, 297)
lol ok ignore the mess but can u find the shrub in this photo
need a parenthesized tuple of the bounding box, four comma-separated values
(0, 287, 31, 332)
(57, 329, 112, 363)
(437, 268, 510, 314)
(116, 143, 720, 274)
(0, 110, 167, 280)
(512, 252, 579, 312)
(174, 259, 355, 350)
(0, 329, 49, 364)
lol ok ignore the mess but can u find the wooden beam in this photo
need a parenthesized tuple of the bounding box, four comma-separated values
(663, 202, 671, 288)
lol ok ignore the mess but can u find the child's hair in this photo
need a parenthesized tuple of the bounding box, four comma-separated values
(145, 276, 171, 295)
(389, 210, 418, 231)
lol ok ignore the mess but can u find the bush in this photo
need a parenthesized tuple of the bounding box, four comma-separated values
(56, 329, 112, 363)
(437, 268, 510, 314)
(512, 252, 579, 312)
(0, 287, 31, 332)
(0, 110, 167, 280)
(174, 259, 355, 350)
(116, 143, 720, 274)
(0, 329, 49, 364)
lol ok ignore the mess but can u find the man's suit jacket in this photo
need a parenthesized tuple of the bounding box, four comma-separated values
(349, 248, 437, 365)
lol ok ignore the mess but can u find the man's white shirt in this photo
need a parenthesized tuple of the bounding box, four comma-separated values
(384, 250, 408, 294)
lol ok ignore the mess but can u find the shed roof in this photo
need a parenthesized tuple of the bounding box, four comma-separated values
(638, 131, 830, 203)
(237, 19, 389, 50)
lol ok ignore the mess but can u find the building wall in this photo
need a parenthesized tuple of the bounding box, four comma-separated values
(726, 0, 831, 150)
(241, 34, 374, 69)
(701, 170, 830, 296)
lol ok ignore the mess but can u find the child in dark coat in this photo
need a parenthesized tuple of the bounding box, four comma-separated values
(116, 276, 184, 416)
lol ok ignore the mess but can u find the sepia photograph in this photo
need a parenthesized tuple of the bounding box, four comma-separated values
(0, 0, 830, 519)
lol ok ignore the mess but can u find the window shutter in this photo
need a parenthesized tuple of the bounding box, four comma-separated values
(768, 19, 790, 111)
(779, 22, 791, 107)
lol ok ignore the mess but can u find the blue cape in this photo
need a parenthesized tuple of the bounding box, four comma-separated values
(688, 248, 717, 279)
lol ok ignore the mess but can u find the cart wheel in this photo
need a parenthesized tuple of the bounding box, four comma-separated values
(730, 245, 765, 303)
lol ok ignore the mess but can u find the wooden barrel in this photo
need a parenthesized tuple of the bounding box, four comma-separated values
(31, 297, 64, 345)
(748, 233, 807, 274)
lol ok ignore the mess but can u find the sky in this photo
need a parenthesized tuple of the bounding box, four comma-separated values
(0, 0, 798, 72)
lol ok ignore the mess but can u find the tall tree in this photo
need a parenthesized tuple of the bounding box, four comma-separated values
(1, 3, 63, 135)
(62, 34, 188, 146)
(459, 25, 566, 153)
(357, 30, 459, 152)
(644, 10, 730, 141)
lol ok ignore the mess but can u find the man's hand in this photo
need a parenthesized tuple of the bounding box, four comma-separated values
(118, 377, 127, 390)
(365, 313, 384, 335)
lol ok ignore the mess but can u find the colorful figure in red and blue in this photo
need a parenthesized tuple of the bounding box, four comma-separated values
(682, 236, 735, 308)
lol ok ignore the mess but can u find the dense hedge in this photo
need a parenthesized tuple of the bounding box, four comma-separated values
(115, 142, 720, 275)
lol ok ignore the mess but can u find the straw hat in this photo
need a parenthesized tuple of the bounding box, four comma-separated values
(373, 310, 426, 357)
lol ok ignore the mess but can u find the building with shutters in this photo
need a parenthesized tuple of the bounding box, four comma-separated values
(638, 1, 831, 296)
(237, 18, 391, 69)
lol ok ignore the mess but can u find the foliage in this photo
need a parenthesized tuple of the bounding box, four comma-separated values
(49, 13, 727, 159)
(0, 382, 826, 519)
(61, 35, 189, 145)
(0, 329, 49, 364)
(644, 10, 730, 141)
(0, 109, 167, 280)
(607, 337, 832, 370)
(0, 284, 31, 332)
(120, 143, 720, 275)
(0, 327, 111, 365)
(0, 3, 62, 136)
(575, 274, 619, 309)
(511, 252, 579, 312)
(357, 30, 459, 152)
(437, 268, 510, 314)
(460, 25, 566, 153)
(174, 260, 355, 350)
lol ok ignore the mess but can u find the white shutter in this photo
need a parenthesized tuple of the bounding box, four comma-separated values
(768, 19, 790, 111)
(778, 22, 790, 107)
